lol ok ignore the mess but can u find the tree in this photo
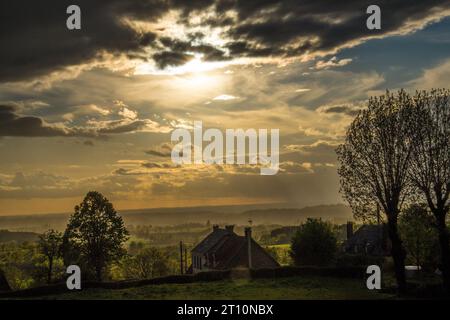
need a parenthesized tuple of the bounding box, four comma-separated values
(63, 191, 129, 281)
(336, 90, 415, 293)
(0, 268, 11, 292)
(290, 218, 337, 266)
(38, 229, 63, 284)
(129, 247, 170, 279)
(399, 204, 438, 269)
(409, 89, 450, 292)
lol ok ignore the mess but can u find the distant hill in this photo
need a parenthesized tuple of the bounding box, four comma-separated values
(0, 204, 352, 232)
(0, 230, 39, 243)
(242, 205, 353, 225)
(117, 204, 352, 226)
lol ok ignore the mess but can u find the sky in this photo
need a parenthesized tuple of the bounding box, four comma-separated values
(0, 0, 450, 215)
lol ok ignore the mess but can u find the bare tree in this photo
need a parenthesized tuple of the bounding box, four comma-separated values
(337, 90, 415, 293)
(409, 89, 450, 292)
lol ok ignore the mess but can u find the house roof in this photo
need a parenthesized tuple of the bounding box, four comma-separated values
(345, 224, 385, 248)
(192, 226, 279, 269)
(192, 228, 231, 254)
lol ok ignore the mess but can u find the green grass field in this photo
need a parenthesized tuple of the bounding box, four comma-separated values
(32, 276, 395, 300)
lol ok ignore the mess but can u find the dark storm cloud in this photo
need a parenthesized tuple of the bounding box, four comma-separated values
(320, 105, 362, 116)
(219, 0, 450, 58)
(152, 37, 229, 68)
(0, 105, 71, 137)
(96, 119, 149, 134)
(145, 149, 171, 157)
(0, 0, 212, 82)
(0, 1, 155, 82)
(0, 105, 161, 137)
(152, 51, 195, 69)
(1, 0, 449, 82)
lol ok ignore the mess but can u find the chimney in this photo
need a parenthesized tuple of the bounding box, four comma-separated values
(213, 224, 219, 232)
(346, 221, 353, 240)
(245, 227, 252, 269)
(225, 225, 235, 233)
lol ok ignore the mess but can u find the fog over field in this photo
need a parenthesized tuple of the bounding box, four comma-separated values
(0, 204, 352, 233)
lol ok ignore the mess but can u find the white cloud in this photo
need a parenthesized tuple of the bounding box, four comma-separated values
(119, 107, 138, 120)
(213, 94, 239, 101)
(61, 104, 111, 122)
(408, 59, 450, 89)
(295, 88, 311, 93)
(314, 56, 353, 70)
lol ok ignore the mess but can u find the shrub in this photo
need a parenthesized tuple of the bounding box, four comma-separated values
(290, 218, 337, 266)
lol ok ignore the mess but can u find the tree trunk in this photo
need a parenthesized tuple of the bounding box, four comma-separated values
(0, 268, 11, 292)
(47, 257, 53, 284)
(387, 216, 407, 293)
(96, 265, 102, 282)
(436, 214, 450, 293)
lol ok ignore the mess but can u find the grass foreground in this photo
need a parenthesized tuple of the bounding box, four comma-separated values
(28, 276, 395, 300)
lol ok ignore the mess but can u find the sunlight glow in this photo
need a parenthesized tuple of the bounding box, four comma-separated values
(134, 54, 231, 76)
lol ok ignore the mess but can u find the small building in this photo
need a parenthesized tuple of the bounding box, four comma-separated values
(190, 225, 279, 273)
(344, 222, 390, 256)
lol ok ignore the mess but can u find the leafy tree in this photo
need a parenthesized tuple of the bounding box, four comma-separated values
(128, 241, 145, 255)
(0, 242, 40, 289)
(38, 229, 63, 284)
(336, 90, 416, 293)
(399, 204, 439, 270)
(409, 89, 450, 291)
(124, 247, 170, 279)
(290, 218, 337, 266)
(265, 245, 291, 266)
(62, 191, 129, 281)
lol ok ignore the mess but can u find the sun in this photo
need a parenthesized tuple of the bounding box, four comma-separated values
(172, 71, 224, 95)
(134, 53, 230, 94)
(134, 53, 230, 76)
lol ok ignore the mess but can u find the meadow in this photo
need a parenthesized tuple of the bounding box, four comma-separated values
(23, 276, 395, 300)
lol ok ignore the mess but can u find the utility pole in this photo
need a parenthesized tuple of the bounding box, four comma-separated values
(180, 241, 184, 275)
(184, 247, 188, 273)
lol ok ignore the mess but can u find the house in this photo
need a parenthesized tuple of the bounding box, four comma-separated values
(190, 225, 279, 273)
(344, 222, 390, 256)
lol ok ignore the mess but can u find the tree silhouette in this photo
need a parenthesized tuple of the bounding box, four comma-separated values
(0, 268, 11, 292)
(38, 229, 63, 284)
(290, 218, 337, 266)
(409, 89, 450, 292)
(337, 90, 415, 293)
(399, 204, 438, 269)
(63, 191, 129, 281)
